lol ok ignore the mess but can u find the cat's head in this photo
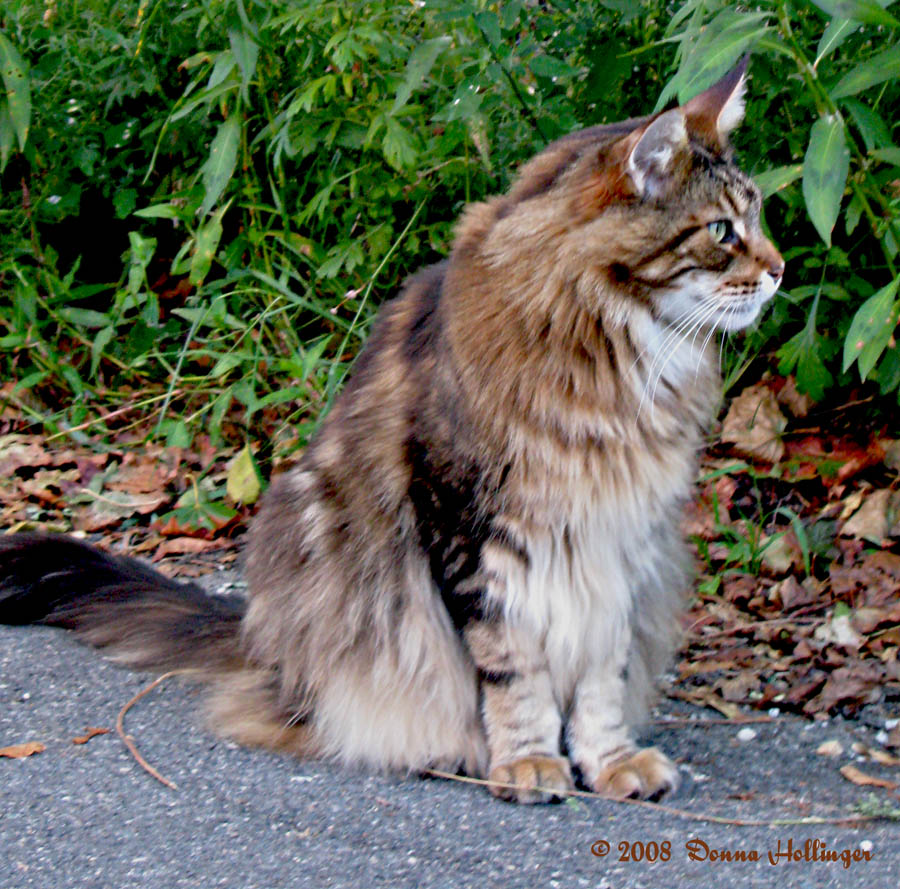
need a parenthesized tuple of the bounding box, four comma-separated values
(492, 58, 784, 334)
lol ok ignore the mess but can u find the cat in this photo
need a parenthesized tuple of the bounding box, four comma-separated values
(0, 59, 782, 804)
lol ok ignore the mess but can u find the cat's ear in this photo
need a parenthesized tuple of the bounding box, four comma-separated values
(625, 108, 688, 199)
(683, 56, 749, 146)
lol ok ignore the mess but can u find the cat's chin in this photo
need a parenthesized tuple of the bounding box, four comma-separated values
(714, 299, 765, 332)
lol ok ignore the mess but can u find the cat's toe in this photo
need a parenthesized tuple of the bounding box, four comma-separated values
(488, 755, 574, 804)
(592, 747, 679, 800)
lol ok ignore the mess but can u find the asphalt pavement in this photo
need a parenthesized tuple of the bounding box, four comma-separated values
(2, 569, 899, 889)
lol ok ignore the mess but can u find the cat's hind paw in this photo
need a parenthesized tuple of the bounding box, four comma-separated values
(488, 755, 574, 804)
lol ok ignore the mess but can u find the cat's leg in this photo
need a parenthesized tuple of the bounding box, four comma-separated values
(566, 648, 679, 800)
(464, 618, 574, 804)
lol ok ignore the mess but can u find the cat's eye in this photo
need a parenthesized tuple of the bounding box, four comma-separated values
(707, 219, 736, 245)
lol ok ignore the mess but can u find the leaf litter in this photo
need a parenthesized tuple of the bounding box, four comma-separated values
(2, 375, 900, 797)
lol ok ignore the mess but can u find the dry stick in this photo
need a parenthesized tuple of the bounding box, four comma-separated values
(422, 768, 881, 827)
(116, 670, 193, 790)
(653, 715, 779, 727)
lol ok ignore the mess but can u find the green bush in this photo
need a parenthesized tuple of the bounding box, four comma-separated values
(1, 0, 899, 457)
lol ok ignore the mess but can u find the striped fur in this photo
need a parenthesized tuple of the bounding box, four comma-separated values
(0, 62, 782, 803)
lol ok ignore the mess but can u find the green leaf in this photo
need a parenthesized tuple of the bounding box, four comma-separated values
(382, 117, 418, 170)
(113, 188, 138, 219)
(816, 19, 858, 65)
(199, 115, 240, 217)
(842, 277, 900, 379)
(228, 28, 259, 100)
(60, 307, 110, 328)
(657, 10, 771, 108)
(134, 202, 186, 220)
(392, 37, 450, 114)
(811, 0, 900, 28)
(842, 98, 891, 151)
(474, 10, 502, 48)
(802, 115, 850, 247)
(91, 326, 115, 378)
(190, 203, 229, 286)
(0, 103, 14, 171)
(830, 42, 900, 99)
(753, 164, 803, 198)
(0, 33, 30, 152)
(777, 314, 834, 401)
(528, 54, 579, 80)
(226, 444, 263, 505)
(873, 147, 900, 166)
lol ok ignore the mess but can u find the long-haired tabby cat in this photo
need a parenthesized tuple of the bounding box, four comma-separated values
(0, 60, 782, 803)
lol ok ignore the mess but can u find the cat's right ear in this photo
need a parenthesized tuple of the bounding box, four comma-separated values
(625, 109, 688, 200)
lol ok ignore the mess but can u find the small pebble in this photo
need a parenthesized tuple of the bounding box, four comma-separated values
(885, 718, 898, 730)
(876, 730, 889, 745)
(737, 728, 757, 742)
(767, 707, 780, 717)
(816, 740, 843, 757)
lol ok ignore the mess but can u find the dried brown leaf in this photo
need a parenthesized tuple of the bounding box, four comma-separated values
(72, 727, 110, 745)
(839, 764, 899, 790)
(721, 384, 787, 463)
(0, 741, 46, 758)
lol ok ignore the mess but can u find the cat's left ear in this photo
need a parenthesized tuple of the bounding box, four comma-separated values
(683, 55, 749, 147)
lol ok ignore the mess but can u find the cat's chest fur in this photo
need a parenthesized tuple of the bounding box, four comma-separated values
(479, 319, 716, 703)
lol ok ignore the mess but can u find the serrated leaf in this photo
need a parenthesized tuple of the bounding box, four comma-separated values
(382, 116, 418, 170)
(811, 0, 900, 28)
(831, 42, 900, 99)
(776, 322, 833, 401)
(842, 98, 891, 151)
(529, 54, 579, 80)
(803, 115, 850, 246)
(227, 444, 262, 505)
(474, 10, 502, 48)
(199, 115, 240, 217)
(0, 33, 30, 152)
(753, 164, 803, 198)
(842, 277, 900, 379)
(392, 37, 450, 114)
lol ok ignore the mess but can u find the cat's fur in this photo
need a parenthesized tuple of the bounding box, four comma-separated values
(0, 61, 782, 803)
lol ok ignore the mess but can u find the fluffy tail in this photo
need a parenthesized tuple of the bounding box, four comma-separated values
(0, 532, 245, 674)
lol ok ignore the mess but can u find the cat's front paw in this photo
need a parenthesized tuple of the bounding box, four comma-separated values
(592, 747, 679, 800)
(488, 755, 574, 804)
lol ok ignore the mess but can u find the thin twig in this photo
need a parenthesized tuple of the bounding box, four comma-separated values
(422, 768, 882, 827)
(653, 715, 779, 727)
(116, 670, 192, 790)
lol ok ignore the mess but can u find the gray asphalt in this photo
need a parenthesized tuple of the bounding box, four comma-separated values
(2, 568, 899, 889)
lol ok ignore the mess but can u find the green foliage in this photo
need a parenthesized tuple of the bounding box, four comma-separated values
(663, 0, 900, 402)
(2, 0, 900, 458)
(0, 0, 670, 453)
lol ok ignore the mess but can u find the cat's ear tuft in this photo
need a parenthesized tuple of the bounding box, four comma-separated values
(684, 55, 749, 146)
(626, 108, 688, 199)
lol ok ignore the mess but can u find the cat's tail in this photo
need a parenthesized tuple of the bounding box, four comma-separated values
(0, 531, 244, 674)
(0, 531, 318, 754)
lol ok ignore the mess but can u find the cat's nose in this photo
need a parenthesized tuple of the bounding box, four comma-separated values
(768, 260, 785, 282)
